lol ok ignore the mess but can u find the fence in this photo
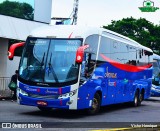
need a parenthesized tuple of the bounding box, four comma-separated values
(0, 77, 11, 98)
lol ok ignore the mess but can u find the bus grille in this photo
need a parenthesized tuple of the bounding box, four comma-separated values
(28, 94, 59, 99)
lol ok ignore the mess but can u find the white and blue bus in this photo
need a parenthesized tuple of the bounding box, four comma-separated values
(8, 25, 153, 114)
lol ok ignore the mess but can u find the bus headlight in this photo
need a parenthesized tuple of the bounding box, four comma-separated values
(58, 89, 77, 99)
(151, 86, 156, 91)
(17, 88, 28, 96)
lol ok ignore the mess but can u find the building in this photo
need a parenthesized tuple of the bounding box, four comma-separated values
(0, 0, 52, 97)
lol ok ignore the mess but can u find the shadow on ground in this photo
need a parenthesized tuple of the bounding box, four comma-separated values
(20, 102, 147, 119)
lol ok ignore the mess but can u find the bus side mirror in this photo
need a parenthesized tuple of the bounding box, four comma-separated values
(75, 44, 89, 64)
(8, 42, 25, 60)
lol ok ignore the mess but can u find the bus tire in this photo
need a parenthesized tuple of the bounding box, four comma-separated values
(87, 92, 101, 115)
(132, 90, 139, 107)
(38, 106, 52, 112)
(138, 91, 144, 106)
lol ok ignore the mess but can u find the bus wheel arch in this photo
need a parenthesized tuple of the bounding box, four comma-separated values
(87, 91, 102, 115)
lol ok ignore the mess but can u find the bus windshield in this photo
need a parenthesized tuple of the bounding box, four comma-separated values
(152, 60, 160, 86)
(19, 37, 82, 86)
(153, 60, 160, 77)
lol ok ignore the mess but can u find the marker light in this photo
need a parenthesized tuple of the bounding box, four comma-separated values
(77, 56, 82, 61)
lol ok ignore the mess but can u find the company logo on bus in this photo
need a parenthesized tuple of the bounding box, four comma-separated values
(24, 86, 39, 92)
(45, 89, 58, 94)
(105, 72, 117, 78)
(37, 83, 49, 86)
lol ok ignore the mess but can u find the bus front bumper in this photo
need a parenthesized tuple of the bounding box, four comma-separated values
(17, 94, 70, 109)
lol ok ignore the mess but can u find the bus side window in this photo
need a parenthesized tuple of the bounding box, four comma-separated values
(85, 53, 96, 78)
(80, 53, 89, 85)
(81, 53, 89, 76)
(81, 52, 93, 78)
(85, 53, 91, 77)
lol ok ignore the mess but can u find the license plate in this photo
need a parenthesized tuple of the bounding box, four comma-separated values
(37, 101, 48, 106)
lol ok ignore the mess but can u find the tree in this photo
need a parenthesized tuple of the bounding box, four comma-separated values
(0, 1, 34, 56)
(103, 17, 160, 55)
(0, 0, 34, 20)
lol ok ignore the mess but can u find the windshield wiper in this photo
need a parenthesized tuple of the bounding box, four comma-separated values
(48, 53, 59, 83)
(41, 52, 45, 66)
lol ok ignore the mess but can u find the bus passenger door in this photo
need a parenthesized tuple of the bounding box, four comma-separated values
(80, 52, 96, 85)
(106, 77, 117, 104)
(97, 37, 118, 105)
(113, 42, 129, 103)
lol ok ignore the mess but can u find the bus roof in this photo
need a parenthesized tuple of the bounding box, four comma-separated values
(30, 25, 152, 53)
(30, 25, 100, 38)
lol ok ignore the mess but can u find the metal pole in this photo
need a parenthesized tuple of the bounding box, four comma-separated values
(72, 0, 79, 25)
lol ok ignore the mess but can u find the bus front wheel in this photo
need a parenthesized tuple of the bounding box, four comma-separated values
(87, 93, 101, 115)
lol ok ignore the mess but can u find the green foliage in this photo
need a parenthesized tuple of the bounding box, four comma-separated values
(0, 0, 34, 20)
(0, 0, 34, 56)
(103, 17, 160, 55)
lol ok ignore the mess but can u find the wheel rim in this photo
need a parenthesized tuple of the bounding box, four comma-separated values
(92, 98, 98, 110)
(134, 95, 138, 105)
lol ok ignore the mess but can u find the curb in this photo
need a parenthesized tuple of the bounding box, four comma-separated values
(0, 96, 12, 101)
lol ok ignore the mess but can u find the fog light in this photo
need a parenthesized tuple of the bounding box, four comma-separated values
(66, 100, 73, 105)
(58, 89, 77, 99)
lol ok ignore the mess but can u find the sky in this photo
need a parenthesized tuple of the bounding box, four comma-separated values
(1, 0, 160, 27)
(52, 0, 160, 27)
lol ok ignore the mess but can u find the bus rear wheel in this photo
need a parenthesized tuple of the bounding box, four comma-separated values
(139, 91, 144, 106)
(87, 93, 101, 115)
(132, 90, 140, 107)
